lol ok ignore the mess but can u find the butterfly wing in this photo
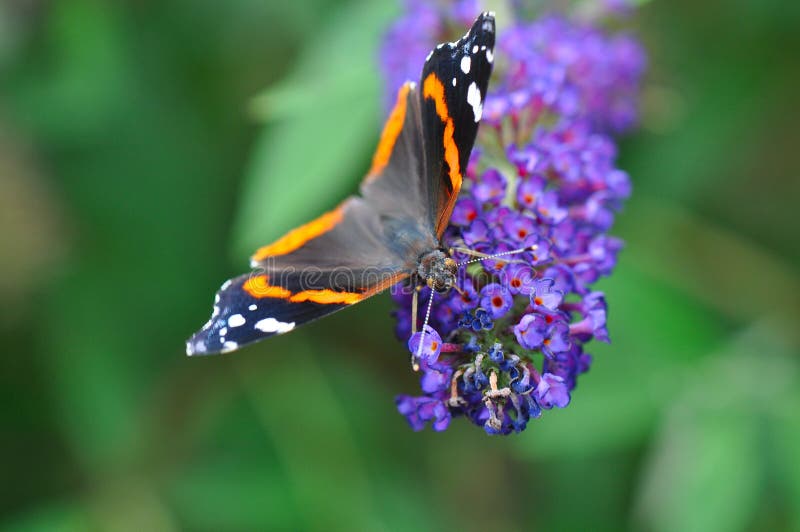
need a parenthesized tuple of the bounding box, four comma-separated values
(186, 13, 496, 356)
(186, 197, 412, 356)
(423, 13, 495, 236)
(362, 13, 495, 238)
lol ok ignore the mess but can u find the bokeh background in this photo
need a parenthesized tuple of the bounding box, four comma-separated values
(2, 0, 799, 530)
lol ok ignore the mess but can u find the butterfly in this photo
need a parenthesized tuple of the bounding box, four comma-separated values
(186, 12, 496, 356)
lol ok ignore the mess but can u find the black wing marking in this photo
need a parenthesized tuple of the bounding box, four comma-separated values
(186, 267, 407, 356)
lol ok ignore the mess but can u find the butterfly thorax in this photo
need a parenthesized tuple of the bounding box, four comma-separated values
(417, 249, 457, 293)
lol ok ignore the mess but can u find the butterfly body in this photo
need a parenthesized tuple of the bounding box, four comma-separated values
(187, 13, 495, 356)
(417, 249, 458, 292)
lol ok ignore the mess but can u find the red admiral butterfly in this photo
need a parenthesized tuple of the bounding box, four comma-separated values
(187, 12, 496, 356)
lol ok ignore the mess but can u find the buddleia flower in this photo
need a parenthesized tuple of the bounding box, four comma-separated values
(383, 1, 645, 434)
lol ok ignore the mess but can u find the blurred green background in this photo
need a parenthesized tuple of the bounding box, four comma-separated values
(1, 0, 799, 530)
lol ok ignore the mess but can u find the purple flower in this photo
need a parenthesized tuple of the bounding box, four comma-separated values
(534, 190, 568, 224)
(451, 197, 481, 226)
(589, 235, 623, 275)
(570, 291, 610, 343)
(387, 3, 643, 434)
(535, 373, 571, 408)
(479, 241, 515, 274)
(544, 343, 592, 391)
(516, 175, 546, 209)
(396, 396, 452, 431)
(418, 358, 454, 394)
(524, 235, 551, 266)
(480, 283, 513, 319)
(472, 168, 507, 205)
(407, 325, 442, 362)
(462, 218, 490, 245)
(530, 278, 564, 313)
(542, 321, 571, 358)
(502, 213, 538, 242)
(451, 280, 479, 312)
(514, 313, 546, 350)
(502, 263, 537, 295)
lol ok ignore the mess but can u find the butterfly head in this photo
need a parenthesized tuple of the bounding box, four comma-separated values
(417, 249, 458, 293)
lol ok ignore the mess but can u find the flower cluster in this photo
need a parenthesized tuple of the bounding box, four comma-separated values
(385, 2, 645, 434)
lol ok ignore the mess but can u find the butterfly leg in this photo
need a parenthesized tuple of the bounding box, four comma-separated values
(411, 285, 419, 335)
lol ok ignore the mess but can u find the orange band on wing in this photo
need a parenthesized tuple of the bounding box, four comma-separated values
(423, 73, 450, 122)
(367, 83, 411, 179)
(422, 73, 462, 193)
(243, 274, 364, 304)
(243, 275, 292, 299)
(289, 289, 364, 305)
(251, 206, 345, 261)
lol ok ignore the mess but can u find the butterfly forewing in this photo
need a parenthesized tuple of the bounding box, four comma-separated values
(420, 14, 495, 236)
(186, 197, 410, 356)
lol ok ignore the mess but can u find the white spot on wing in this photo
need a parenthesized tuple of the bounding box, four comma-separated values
(228, 314, 246, 327)
(248, 304, 257, 311)
(472, 45, 478, 53)
(221, 341, 238, 353)
(219, 327, 227, 337)
(452, 77, 457, 87)
(467, 82, 483, 122)
(460, 56, 471, 74)
(426, 50, 433, 61)
(255, 317, 296, 334)
(486, 48, 494, 63)
(187, 340, 206, 356)
(221, 280, 232, 290)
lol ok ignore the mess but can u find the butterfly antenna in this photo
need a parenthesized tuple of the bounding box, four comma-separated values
(412, 291, 435, 372)
(455, 244, 538, 267)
